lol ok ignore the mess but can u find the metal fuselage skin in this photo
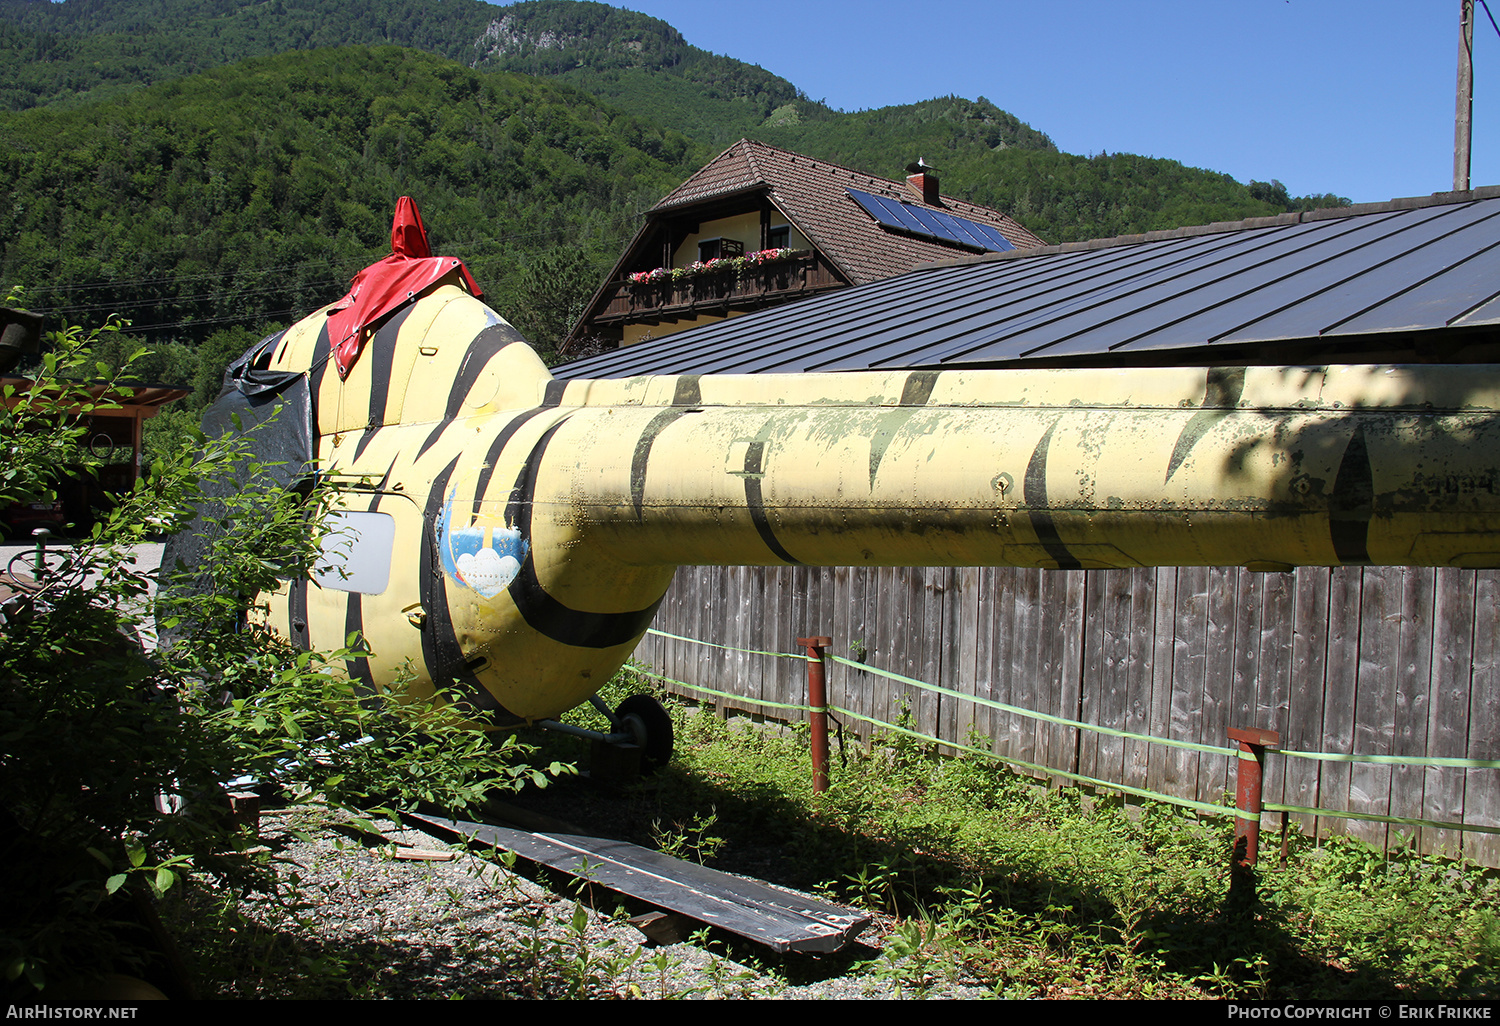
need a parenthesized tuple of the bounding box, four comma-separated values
(257, 282, 1500, 724)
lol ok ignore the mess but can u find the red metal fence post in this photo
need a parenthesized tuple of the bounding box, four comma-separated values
(797, 635, 833, 793)
(1227, 726, 1280, 867)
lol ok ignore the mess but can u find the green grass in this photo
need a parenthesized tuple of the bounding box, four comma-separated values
(631, 688, 1500, 1000)
(156, 667, 1500, 999)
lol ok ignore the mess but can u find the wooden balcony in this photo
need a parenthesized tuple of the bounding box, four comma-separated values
(590, 252, 844, 325)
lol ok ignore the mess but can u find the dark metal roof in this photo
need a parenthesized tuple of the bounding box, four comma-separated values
(555, 189, 1500, 379)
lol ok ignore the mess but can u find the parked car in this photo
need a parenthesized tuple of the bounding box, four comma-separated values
(1, 499, 66, 540)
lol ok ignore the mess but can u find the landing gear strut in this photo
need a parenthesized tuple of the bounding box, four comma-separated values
(536, 692, 674, 775)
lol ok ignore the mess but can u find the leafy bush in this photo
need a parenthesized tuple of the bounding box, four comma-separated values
(0, 302, 546, 997)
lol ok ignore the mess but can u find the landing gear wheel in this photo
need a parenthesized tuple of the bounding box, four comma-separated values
(615, 694, 673, 773)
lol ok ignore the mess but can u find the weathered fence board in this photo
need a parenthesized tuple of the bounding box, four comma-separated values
(635, 563, 1500, 864)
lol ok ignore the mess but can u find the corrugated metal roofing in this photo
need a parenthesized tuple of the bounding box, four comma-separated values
(556, 190, 1500, 379)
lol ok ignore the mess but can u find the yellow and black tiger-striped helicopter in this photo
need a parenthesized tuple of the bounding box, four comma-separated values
(195, 200, 1500, 766)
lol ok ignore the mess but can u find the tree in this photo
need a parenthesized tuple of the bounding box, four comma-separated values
(510, 247, 602, 364)
(0, 300, 556, 998)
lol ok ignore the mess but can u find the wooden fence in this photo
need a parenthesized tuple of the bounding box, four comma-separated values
(634, 564, 1500, 866)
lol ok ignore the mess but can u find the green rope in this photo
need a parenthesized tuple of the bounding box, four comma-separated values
(827, 703, 1237, 819)
(645, 627, 812, 661)
(1277, 749, 1500, 770)
(829, 654, 1237, 758)
(631, 665, 815, 715)
(642, 630, 1500, 837)
(1265, 802, 1500, 836)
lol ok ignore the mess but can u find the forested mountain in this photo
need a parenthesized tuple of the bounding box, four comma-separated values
(0, 0, 807, 136)
(0, 45, 701, 356)
(0, 0, 1345, 241)
(0, 0, 1350, 413)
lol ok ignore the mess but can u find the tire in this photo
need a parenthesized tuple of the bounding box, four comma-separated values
(6, 550, 38, 582)
(615, 694, 673, 773)
(89, 433, 116, 462)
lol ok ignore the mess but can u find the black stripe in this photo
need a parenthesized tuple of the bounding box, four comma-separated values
(352, 425, 382, 462)
(421, 458, 506, 712)
(287, 578, 309, 650)
(415, 323, 529, 458)
(630, 408, 693, 520)
(542, 379, 568, 406)
(898, 370, 940, 406)
(308, 321, 333, 397)
(743, 439, 801, 565)
(269, 328, 291, 366)
(1023, 419, 1082, 570)
(363, 302, 415, 430)
(867, 371, 943, 488)
(473, 408, 550, 504)
(503, 422, 666, 648)
(1330, 425, 1374, 565)
(344, 592, 375, 703)
(1166, 367, 1246, 482)
(628, 377, 705, 519)
(672, 375, 701, 406)
(343, 491, 382, 705)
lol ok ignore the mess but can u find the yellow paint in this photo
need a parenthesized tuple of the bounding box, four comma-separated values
(246, 287, 1500, 724)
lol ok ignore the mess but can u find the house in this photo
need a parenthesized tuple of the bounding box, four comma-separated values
(0, 376, 188, 537)
(561, 139, 1046, 354)
(556, 186, 1500, 865)
(560, 186, 1500, 376)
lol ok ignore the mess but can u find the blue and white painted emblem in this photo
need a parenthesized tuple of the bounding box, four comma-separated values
(438, 488, 527, 598)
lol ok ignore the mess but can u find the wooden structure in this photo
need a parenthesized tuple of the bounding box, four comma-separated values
(573, 189, 1500, 865)
(639, 563, 1500, 865)
(564, 139, 1044, 353)
(0, 377, 188, 531)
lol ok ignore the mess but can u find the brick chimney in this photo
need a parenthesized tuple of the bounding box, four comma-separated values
(906, 170, 940, 205)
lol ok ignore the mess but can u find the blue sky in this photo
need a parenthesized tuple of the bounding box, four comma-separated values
(605, 1, 1495, 205)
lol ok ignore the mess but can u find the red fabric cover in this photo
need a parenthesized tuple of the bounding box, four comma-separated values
(326, 196, 482, 379)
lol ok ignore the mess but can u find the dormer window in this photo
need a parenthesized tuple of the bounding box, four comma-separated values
(697, 237, 745, 262)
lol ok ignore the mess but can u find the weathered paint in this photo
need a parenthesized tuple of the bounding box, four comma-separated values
(251, 284, 1500, 723)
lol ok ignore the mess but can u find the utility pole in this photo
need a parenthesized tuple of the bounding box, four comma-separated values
(1457, 0, 1475, 192)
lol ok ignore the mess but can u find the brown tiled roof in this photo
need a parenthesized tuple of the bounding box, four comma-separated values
(653, 139, 1047, 284)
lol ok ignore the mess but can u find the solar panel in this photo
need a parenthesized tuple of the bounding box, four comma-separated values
(847, 188, 1015, 253)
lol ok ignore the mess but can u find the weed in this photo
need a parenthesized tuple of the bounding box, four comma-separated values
(651, 807, 726, 865)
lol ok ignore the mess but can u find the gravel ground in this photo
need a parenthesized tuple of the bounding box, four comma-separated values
(5, 540, 992, 998)
(196, 803, 996, 1000)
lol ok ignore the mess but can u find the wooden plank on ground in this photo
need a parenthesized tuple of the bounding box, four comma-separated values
(408, 814, 871, 955)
